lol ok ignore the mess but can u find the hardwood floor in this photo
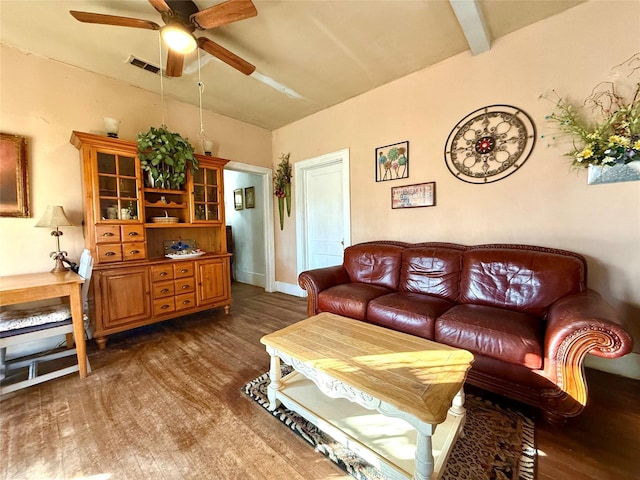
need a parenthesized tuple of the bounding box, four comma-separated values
(1, 282, 638, 479)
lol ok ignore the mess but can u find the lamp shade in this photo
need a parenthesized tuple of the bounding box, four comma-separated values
(35, 205, 74, 228)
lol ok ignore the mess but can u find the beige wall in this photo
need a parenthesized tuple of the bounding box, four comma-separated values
(272, 1, 640, 375)
(0, 44, 271, 276)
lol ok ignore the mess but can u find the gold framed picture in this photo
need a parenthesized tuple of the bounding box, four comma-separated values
(245, 186, 255, 208)
(391, 182, 436, 209)
(234, 188, 244, 210)
(0, 132, 30, 217)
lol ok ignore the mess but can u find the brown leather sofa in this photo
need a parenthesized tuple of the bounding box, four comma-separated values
(298, 241, 634, 423)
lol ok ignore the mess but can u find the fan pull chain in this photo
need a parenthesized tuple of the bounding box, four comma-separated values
(158, 33, 167, 128)
(197, 49, 208, 153)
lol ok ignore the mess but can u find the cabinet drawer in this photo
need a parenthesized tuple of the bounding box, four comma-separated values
(97, 244, 123, 263)
(123, 243, 146, 261)
(175, 277, 195, 294)
(151, 264, 174, 281)
(153, 297, 175, 315)
(152, 281, 175, 299)
(174, 262, 195, 278)
(175, 293, 196, 311)
(95, 225, 121, 244)
(121, 225, 145, 242)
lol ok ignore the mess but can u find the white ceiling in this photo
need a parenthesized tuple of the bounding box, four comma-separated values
(0, 0, 585, 130)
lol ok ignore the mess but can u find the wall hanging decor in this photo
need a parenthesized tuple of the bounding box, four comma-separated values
(245, 186, 255, 208)
(0, 132, 30, 218)
(234, 188, 244, 210)
(375, 141, 409, 182)
(274, 152, 292, 230)
(391, 182, 435, 209)
(544, 52, 639, 185)
(444, 105, 536, 184)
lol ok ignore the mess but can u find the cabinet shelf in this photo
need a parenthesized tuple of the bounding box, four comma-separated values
(143, 187, 187, 194)
(145, 201, 187, 208)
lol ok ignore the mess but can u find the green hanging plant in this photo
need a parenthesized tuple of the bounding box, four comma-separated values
(137, 125, 198, 190)
(273, 152, 292, 230)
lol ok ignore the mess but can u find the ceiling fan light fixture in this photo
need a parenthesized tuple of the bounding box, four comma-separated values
(161, 25, 197, 53)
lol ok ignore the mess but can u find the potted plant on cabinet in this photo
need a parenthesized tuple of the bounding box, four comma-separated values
(137, 125, 198, 190)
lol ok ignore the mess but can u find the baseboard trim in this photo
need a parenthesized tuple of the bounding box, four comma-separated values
(276, 281, 306, 297)
(585, 352, 640, 380)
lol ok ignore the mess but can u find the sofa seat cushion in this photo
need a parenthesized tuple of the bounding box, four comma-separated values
(435, 304, 544, 369)
(318, 283, 393, 321)
(367, 292, 455, 340)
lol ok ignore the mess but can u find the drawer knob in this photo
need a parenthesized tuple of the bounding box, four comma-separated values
(102, 232, 114, 237)
(105, 251, 116, 256)
(161, 288, 169, 294)
(181, 285, 190, 290)
(180, 268, 188, 273)
(128, 231, 139, 236)
(160, 272, 168, 277)
(130, 249, 140, 254)
(182, 300, 191, 305)
(161, 304, 170, 310)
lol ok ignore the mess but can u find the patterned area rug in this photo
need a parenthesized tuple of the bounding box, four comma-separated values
(242, 367, 536, 480)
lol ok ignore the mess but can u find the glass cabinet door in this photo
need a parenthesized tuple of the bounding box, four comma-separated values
(191, 164, 221, 222)
(96, 150, 141, 222)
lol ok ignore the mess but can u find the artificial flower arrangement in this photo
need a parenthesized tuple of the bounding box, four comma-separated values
(274, 153, 292, 230)
(545, 54, 639, 169)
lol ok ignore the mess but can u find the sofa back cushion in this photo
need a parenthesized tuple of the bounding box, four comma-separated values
(344, 243, 404, 290)
(460, 246, 586, 317)
(399, 246, 463, 301)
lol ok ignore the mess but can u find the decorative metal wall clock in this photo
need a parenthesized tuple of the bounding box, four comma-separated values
(444, 105, 536, 184)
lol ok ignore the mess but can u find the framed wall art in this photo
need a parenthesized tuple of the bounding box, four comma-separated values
(233, 188, 244, 210)
(245, 186, 255, 208)
(391, 182, 436, 209)
(375, 140, 409, 182)
(0, 133, 30, 217)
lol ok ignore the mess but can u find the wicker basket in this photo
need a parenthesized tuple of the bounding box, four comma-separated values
(150, 216, 179, 224)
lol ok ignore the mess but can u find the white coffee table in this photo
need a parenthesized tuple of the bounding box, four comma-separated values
(260, 312, 474, 480)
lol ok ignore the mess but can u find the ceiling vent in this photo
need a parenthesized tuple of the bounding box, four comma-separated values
(127, 55, 161, 75)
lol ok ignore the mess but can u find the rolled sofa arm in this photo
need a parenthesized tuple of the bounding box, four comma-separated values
(542, 289, 634, 418)
(298, 266, 350, 316)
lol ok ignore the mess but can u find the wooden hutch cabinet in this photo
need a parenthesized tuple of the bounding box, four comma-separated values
(71, 131, 232, 349)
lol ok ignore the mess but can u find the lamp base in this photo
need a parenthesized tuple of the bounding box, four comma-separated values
(50, 251, 69, 273)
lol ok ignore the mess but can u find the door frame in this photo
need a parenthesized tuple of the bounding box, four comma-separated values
(225, 161, 276, 293)
(295, 148, 351, 278)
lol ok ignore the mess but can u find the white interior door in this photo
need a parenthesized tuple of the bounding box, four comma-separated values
(296, 149, 350, 274)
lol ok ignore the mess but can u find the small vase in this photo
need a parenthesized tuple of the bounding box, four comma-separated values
(587, 160, 640, 185)
(285, 183, 291, 217)
(278, 196, 285, 230)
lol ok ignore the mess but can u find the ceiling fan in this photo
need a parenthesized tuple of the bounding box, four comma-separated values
(70, 0, 257, 78)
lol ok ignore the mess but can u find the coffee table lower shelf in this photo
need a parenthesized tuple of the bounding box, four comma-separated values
(273, 370, 465, 480)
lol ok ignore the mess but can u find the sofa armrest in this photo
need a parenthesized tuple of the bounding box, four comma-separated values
(543, 289, 634, 414)
(298, 266, 350, 316)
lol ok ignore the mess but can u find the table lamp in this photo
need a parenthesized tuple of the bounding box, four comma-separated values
(35, 205, 75, 273)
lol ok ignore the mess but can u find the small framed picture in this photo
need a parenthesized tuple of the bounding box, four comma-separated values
(391, 182, 436, 209)
(375, 140, 409, 182)
(234, 188, 244, 210)
(245, 186, 255, 208)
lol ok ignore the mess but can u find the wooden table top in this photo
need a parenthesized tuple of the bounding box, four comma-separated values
(261, 312, 474, 424)
(0, 271, 84, 306)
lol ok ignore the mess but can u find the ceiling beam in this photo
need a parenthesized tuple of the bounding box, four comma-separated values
(449, 0, 491, 55)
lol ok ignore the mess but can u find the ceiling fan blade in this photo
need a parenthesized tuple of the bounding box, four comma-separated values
(165, 48, 184, 77)
(148, 0, 172, 14)
(191, 0, 257, 30)
(70, 11, 160, 30)
(197, 37, 255, 75)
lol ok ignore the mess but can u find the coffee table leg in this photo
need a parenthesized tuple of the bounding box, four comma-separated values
(266, 347, 282, 411)
(449, 387, 465, 416)
(414, 431, 434, 480)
